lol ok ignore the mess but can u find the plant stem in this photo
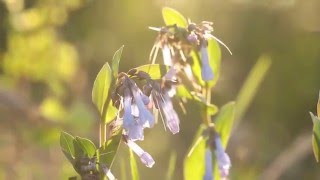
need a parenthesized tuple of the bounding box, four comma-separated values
(99, 122, 106, 147)
(202, 84, 212, 126)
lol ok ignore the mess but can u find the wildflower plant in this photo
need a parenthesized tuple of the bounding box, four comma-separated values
(60, 7, 271, 180)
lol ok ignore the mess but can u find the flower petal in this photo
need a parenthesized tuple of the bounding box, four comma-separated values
(201, 45, 214, 81)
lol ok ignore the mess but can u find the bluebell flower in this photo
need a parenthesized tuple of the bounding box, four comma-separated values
(203, 148, 213, 180)
(214, 135, 231, 179)
(126, 139, 155, 168)
(152, 90, 180, 134)
(122, 85, 144, 141)
(131, 83, 154, 128)
(200, 42, 214, 81)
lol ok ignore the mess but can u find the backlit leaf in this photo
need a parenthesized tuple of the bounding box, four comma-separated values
(311, 112, 320, 162)
(74, 137, 96, 158)
(97, 133, 122, 168)
(184, 124, 207, 180)
(111, 46, 124, 78)
(134, 64, 169, 80)
(60, 131, 75, 163)
(129, 149, 140, 180)
(162, 7, 188, 28)
(92, 62, 112, 117)
(214, 102, 236, 148)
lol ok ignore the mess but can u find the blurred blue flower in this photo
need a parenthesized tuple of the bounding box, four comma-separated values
(200, 43, 214, 81)
(126, 139, 155, 168)
(214, 135, 231, 179)
(203, 148, 213, 180)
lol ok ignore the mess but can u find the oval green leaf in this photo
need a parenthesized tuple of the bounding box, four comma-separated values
(60, 131, 75, 163)
(162, 7, 188, 28)
(74, 137, 96, 158)
(111, 46, 124, 78)
(97, 133, 122, 168)
(134, 64, 169, 80)
(92, 62, 112, 116)
(129, 149, 140, 180)
(184, 124, 207, 180)
(214, 102, 236, 148)
(311, 112, 320, 162)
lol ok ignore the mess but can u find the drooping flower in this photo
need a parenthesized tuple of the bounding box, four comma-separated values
(203, 148, 213, 180)
(214, 135, 231, 179)
(130, 79, 154, 128)
(125, 138, 155, 168)
(151, 88, 180, 134)
(200, 41, 214, 81)
(122, 87, 144, 141)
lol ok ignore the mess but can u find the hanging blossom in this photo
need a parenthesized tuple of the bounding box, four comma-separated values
(214, 135, 231, 179)
(124, 135, 155, 168)
(112, 73, 155, 142)
(203, 131, 231, 180)
(187, 20, 232, 81)
(111, 69, 181, 167)
(149, 20, 232, 83)
(203, 148, 213, 180)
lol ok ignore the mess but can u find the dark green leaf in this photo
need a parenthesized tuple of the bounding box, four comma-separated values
(111, 46, 124, 78)
(214, 102, 236, 148)
(60, 131, 75, 163)
(97, 133, 122, 168)
(162, 7, 188, 28)
(134, 64, 169, 79)
(92, 62, 112, 117)
(184, 124, 207, 180)
(311, 112, 320, 162)
(129, 149, 140, 180)
(74, 137, 96, 158)
(166, 152, 177, 180)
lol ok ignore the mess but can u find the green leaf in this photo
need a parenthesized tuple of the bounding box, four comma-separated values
(104, 101, 118, 123)
(97, 133, 122, 168)
(166, 152, 177, 180)
(317, 91, 320, 117)
(184, 124, 207, 180)
(311, 112, 320, 162)
(111, 46, 124, 78)
(129, 149, 140, 180)
(214, 102, 236, 148)
(235, 55, 271, 124)
(162, 7, 188, 28)
(207, 39, 222, 87)
(134, 64, 169, 79)
(92, 62, 112, 117)
(74, 137, 96, 158)
(60, 131, 75, 163)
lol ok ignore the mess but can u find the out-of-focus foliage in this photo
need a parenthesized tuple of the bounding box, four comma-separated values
(311, 93, 320, 162)
(0, 0, 320, 179)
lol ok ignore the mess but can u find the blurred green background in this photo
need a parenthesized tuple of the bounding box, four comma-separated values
(0, 0, 319, 179)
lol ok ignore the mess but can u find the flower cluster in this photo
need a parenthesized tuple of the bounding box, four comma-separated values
(111, 68, 180, 167)
(150, 20, 231, 83)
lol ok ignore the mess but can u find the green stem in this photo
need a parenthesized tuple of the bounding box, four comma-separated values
(202, 84, 212, 126)
(99, 122, 106, 147)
